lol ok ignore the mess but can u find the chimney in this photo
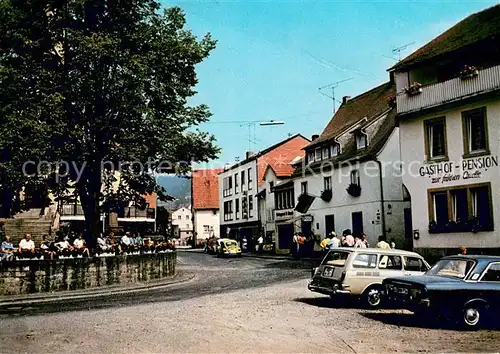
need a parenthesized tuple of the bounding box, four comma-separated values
(246, 151, 254, 159)
(311, 134, 319, 141)
(342, 96, 351, 104)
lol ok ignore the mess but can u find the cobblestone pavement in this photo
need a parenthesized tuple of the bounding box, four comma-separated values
(1, 252, 500, 353)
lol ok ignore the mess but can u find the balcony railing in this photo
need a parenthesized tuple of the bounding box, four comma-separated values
(397, 64, 500, 115)
(60, 204, 84, 216)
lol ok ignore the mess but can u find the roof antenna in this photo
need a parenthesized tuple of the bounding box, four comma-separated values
(392, 42, 415, 61)
(318, 78, 353, 113)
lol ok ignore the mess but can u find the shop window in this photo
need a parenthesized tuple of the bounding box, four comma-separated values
(462, 107, 488, 156)
(425, 117, 447, 160)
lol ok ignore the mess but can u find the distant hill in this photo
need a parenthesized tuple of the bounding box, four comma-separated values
(156, 174, 191, 210)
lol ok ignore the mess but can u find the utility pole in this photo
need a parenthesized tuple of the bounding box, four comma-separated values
(240, 120, 285, 152)
(318, 78, 353, 113)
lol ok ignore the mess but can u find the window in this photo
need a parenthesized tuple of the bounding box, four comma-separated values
(404, 256, 429, 272)
(425, 117, 447, 160)
(185, 215, 189, 220)
(301, 182, 308, 195)
(307, 151, 314, 164)
(330, 143, 340, 157)
(222, 176, 233, 197)
(352, 253, 377, 269)
(241, 170, 245, 191)
(235, 173, 239, 194)
(178, 215, 181, 220)
(428, 183, 493, 232)
(235, 198, 240, 219)
(274, 189, 295, 210)
(269, 181, 274, 191)
(203, 225, 210, 233)
(248, 168, 252, 189)
(322, 146, 330, 159)
(248, 195, 253, 217)
(186, 224, 190, 229)
(356, 132, 367, 150)
(324, 176, 332, 191)
(223, 201, 233, 221)
(481, 263, 500, 282)
(350, 170, 360, 186)
(379, 255, 402, 270)
(315, 148, 322, 161)
(463, 107, 488, 156)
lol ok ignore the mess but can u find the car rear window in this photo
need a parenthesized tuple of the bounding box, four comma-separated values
(404, 256, 428, 272)
(322, 251, 349, 266)
(352, 253, 377, 268)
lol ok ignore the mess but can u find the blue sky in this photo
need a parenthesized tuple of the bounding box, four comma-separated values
(161, 0, 498, 167)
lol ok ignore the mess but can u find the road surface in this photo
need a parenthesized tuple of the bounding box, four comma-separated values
(1, 251, 499, 353)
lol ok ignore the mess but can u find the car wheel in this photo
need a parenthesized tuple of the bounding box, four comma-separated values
(462, 305, 484, 329)
(362, 285, 383, 309)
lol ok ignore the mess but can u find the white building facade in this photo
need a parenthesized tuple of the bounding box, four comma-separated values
(391, 5, 500, 255)
(290, 83, 411, 251)
(171, 206, 193, 239)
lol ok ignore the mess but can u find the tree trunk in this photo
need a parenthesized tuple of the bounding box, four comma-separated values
(78, 164, 102, 251)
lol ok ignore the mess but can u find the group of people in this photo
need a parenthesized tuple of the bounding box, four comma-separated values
(0, 231, 176, 262)
(320, 230, 397, 251)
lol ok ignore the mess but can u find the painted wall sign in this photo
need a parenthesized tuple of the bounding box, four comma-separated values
(418, 155, 498, 184)
(274, 209, 294, 221)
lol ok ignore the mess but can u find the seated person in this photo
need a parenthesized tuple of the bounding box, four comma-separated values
(18, 233, 37, 258)
(97, 234, 111, 253)
(1, 235, 15, 261)
(40, 234, 57, 260)
(129, 234, 136, 251)
(106, 232, 121, 254)
(55, 236, 74, 256)
(134, 234, 144, 250)
(143, 237, 154, 252)
(73, 234, 90, 257)
(121, 232, 132, 253)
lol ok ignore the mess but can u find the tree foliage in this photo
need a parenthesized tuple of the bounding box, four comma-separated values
(0, 0, 219, 246)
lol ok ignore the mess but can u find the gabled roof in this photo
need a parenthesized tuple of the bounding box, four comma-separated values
(306, 82, 395, 149)
(390, 4, 500, 71)
(192, 169, 223, 210)
(221, 134, 310, 173)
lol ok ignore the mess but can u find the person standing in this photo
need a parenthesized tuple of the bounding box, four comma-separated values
(342, 229, 355, 247)
(362, 233, 370, 248)
(376, 235, 390, 249)
(327, 232, 340, 249)
(257, 234, 264, 254)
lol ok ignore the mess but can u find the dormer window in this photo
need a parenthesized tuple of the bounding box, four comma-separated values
(307, 151, 314, 164)
(322, 146, 330, 159)
(356, 132, 367, 150)
(330, 143, 341, 157)
(315, 148, 322, 161)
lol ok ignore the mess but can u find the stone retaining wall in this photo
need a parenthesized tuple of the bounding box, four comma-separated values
(0, 252, 176, 296)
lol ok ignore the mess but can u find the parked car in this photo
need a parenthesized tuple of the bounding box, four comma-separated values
(383, 255, 500, 329)
(308, 248, 430, 308)
(216, 238, 242, 257)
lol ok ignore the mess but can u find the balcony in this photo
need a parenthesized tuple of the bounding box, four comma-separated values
(397, 65, 500, 115)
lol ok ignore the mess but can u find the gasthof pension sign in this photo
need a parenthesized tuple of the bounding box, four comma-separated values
(418, 155, 498, 184)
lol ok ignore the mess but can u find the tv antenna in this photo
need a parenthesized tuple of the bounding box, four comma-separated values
(318, 77, 353, 113)
(392, 42, 415, 61)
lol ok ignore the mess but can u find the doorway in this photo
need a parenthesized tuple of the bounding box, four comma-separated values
(404, 208, 413, 250)
(325, 214, 335, 236)
(351, 211, 363, 236)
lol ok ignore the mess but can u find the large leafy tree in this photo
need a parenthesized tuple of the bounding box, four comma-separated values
(0, 0, 219, 248)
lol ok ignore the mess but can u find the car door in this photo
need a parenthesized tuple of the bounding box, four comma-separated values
(402, 256, 429, 276)
(378, 254, 404, 280)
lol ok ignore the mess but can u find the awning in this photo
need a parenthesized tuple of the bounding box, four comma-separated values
(60, 216, 105, 221)
(294, 193, 315, 214)
(117, 218, 155, 223)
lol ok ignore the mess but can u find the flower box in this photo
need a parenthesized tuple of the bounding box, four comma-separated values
(320, 189, 332, 202)
(404, 82, 422, 96)
(346, 183, 361, 197)
(459, 65, 479, 80)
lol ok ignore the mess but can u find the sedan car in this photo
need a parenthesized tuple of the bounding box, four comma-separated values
(383, 255, 500, 329)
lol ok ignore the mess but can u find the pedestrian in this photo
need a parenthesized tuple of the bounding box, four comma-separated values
(390, 238, 396, 249)
(327, 232, 340, 249)
(376, 235, 390, 249)
(354, 234, 366, 248)
(342, 229, 355, 247)
(362, 232, 370, 247)
(258, 234, 264, 253)
(459, 245, 467, 255)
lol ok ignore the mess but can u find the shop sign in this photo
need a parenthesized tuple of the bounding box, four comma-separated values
(418, 155, 498, 184)
(301, 215, 313, 223)
(274, 209, 294, 221)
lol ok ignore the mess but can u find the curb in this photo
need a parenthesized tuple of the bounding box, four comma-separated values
(0, 271, 196, 308)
